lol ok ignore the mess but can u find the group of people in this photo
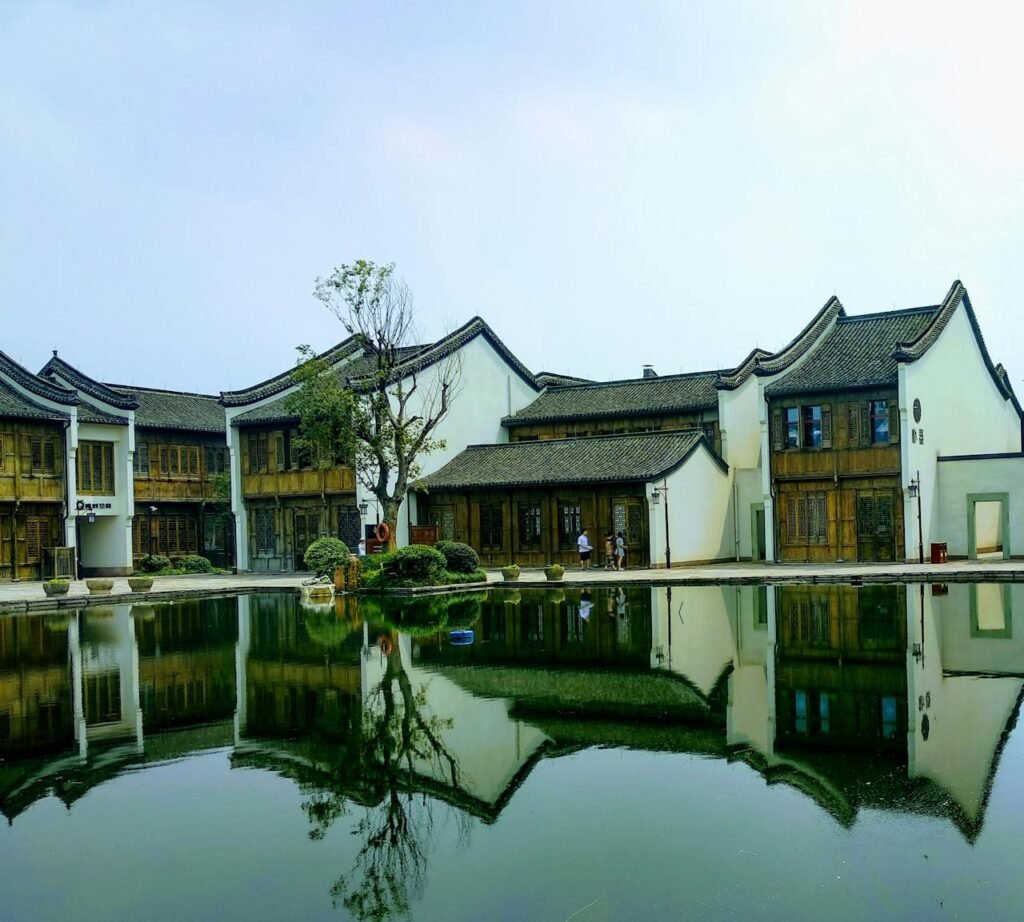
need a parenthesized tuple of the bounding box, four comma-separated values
(575, 528, 626, 570)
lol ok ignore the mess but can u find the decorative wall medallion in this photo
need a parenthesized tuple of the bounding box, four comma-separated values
(913, 398, 922, 423)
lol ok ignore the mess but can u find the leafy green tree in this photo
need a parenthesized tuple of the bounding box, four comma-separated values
(288, 260, 461, 550)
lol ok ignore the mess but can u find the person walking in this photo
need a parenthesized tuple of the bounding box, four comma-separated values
(614, 531, 626, 571)
(577, 528, 592, 570)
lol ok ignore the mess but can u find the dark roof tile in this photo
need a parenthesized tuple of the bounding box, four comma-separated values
(108, 385, 226, 434)
(416, 430, 723, 491)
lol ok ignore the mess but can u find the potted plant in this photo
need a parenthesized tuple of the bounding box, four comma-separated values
(128, 575, 154, 593)
(501, 564, 520, 582)
(86, 578, 114, 596)
(544, 563, 565, 582)
(42, 578, 70, 598)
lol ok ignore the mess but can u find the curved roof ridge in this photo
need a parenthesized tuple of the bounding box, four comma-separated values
(220, 334, 363, 407)
(106, 381, 222, 400)
(538, 367, 726, 394)
(0, 349, 79, 406)
(839, 304, 940, 323)
(38, 353, 139, 410)
(344, 316, 538, 391)
(752, 295, 844, 379)
(714, 347, 773, 391)
(894, 280, 1022, 419)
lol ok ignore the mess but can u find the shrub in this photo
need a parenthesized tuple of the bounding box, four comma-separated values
(140, 554, 171, 573)
(434, 540, 480, 574)
(382, 545, 446, 583)
(176, 554, 214, 574)
(303, 537, 351, 578)
(443, 569, 488, 584)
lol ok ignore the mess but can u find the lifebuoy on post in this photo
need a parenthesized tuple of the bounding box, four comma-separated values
(377, 635, 393, 656)
(375, 521, 391, 543)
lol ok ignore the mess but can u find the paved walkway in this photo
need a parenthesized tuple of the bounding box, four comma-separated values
(3, 558, 1022, 612)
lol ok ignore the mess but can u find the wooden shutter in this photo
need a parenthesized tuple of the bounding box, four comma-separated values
(860, 403, 871, 446)
(848, 405, 860, 448)
(820, 405, 833, 449)
(786, 497, 797, 542)
(103, 444, 114, 493)
(30, 437, 43, 472)
(889, 402, 900, 443)
(188, 447, 199, 476)
(275, 433, 286, 472)
(247, 434, 258, 474)
(79, 444, 92, 491)
(772, 410, 783, 451)
(26, 519, 42, 563)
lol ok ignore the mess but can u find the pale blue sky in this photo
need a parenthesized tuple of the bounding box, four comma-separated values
(2, 1, 1022, 393)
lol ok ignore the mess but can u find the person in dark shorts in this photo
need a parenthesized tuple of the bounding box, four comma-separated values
(577, 528, 592, 569)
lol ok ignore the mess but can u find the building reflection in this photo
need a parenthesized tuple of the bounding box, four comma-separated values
(1, 583, 1022, 844)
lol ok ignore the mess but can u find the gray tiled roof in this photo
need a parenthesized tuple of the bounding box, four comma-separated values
(0, 377, 70, 422)
(765, 306, 941, 397)
(77, 396, 128, 425)
(0, 350, 79, 408)
(108, 385, 226, 433)
(416, 430, 721, 491)
(38, 354, 140, 410)
(534, 371, 593, 387)
(503, 372, 721, 426)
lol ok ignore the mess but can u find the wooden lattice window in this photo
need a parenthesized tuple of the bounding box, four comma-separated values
(247, 433, 269, 474)
(25, 517, 45, 563)
(558, 502, 581, 549)
(78, 441, 115, 494)
(518, 503, 542, 551)
(205, 446, 227, 475)
(29, 436, 58, 474)
(785, 494, 828, 545)
(480, 504, 503, 550)
(254, 508, 275, 554)
(134, 442, 150, 477)
(154, 514, 198, 556)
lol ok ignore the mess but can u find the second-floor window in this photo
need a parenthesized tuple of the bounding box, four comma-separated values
(869, 400, 890, 444)
(134, 443, 150, 477)
(802, 406, 823, 448)
(775, 405, 832, 451)
(784, 408, 799, 448)
(206, 446, 227, 475)
(30, 436, 58, 475)
(78, 441, 115, 494)
(157, 445, 200, 479)
(247, 433, 269, 474)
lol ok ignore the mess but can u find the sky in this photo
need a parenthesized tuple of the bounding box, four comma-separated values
(2, 1, 1023, 394)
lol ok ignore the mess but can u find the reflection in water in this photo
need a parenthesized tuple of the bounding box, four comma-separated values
(2, 583, 1024, 917)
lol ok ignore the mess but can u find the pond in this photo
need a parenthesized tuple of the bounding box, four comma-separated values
(1, 583, 1023, 920)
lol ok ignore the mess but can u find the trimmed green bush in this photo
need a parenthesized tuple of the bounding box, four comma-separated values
(382, 545, 446, 583)
(434, 540, 480, 574)
(176, 554, 214, 574)
(303, 537, 351, 578)
(140, 554, 171, 573)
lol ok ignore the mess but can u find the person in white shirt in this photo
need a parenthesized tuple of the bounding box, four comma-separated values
(577, 528, 592, 570)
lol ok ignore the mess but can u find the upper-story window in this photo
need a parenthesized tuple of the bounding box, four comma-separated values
(78, 441, 115, 495)
(784, 408, 799, 448)
(774, 405, 832, 451)
(30, 436, 58, 475)
(869, 400, 890, 444)
(247, 433, 269, 474)
(157, 445, 200, 480)
(802, 406, 823, 448)
(134, 443, 150, 478)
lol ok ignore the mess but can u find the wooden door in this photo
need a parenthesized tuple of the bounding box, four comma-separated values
(294, 509, 320, 570)
(338, 505, 361, 551)
(856, 491, 895, 562)
(611, 498, 645, 567)
(430, 506, 456, 542)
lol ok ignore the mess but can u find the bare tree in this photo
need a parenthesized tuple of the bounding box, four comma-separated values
(290, 260, 462, 550)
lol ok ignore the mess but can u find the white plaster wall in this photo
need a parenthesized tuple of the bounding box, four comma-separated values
(75, 422, 133, 573)
(719, 377, 762, 469)
(647, 447, 732, 565)
(653, 585, 736, 696)
(397, 334, 538, 544)
(936, 457, 1024, 557)
(901, 304, 1023, 558)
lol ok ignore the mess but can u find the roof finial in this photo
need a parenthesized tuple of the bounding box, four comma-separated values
(52, 349, 58, 357)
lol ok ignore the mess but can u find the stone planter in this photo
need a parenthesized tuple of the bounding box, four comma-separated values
(42, 580, 70, 598)
(128, 576, 154, 593)
(501, 566, 520, 582)
(544, 565, 564, 582)
(86, 578, 114, 595)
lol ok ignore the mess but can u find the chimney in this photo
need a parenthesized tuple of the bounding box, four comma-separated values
(642, 365, 657, 379)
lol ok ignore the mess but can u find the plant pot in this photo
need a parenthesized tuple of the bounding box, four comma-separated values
(128, 576, 154, 593)
(42, 581, 70, 598)
(86, 578, 114, 595)
(501, 567, 520, 582)
(544, 566, 564, 582)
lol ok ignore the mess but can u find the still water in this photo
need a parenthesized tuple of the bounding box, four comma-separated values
(1, 583, 1023, 921)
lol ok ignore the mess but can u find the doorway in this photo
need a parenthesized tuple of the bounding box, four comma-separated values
(612, 498, 646, 567)
(751, 504, 766, 561)
(967, 493, 1010, 560)
(856, 490, 896, 562)
(293, 508, 321, 571)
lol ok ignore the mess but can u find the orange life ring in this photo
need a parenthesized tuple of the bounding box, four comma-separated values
(375, 521, 391, 543)
(377, 635, 393, 656)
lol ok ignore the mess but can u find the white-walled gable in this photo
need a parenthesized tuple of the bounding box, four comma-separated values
(900, 302, 1022, 556)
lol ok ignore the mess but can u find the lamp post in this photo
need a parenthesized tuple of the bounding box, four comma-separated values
(907, 471, 924, 564)
(651, 481, 671, 569)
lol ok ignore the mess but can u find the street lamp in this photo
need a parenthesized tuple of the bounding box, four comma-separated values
(907, 471, 924, 564)
(651, 480, 671, 569)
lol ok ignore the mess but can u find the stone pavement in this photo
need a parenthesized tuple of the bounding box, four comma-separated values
(2, 558, 1022, 613)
